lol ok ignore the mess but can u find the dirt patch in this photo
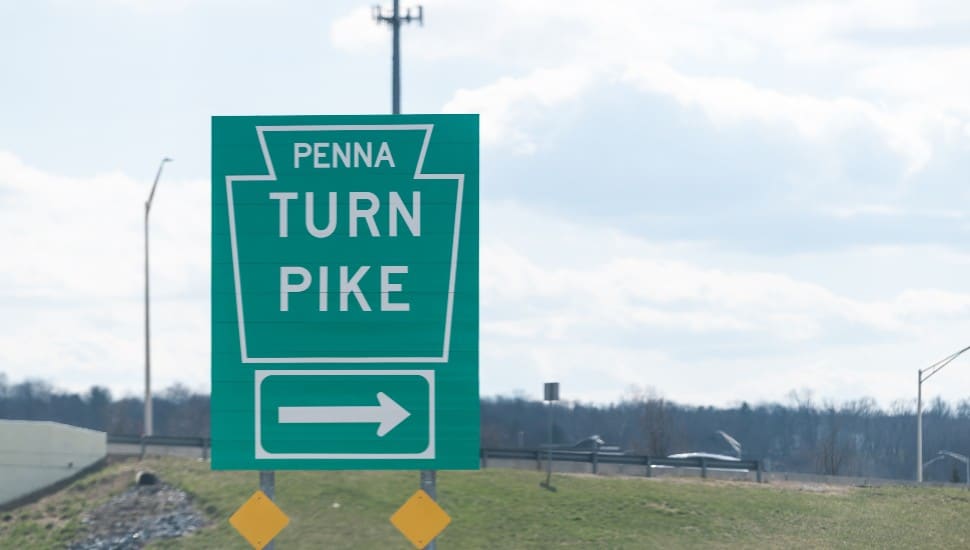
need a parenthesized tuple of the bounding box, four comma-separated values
(67, 482, 207, 549)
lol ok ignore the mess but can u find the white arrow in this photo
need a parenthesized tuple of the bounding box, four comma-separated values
(277, 392, 411, 437)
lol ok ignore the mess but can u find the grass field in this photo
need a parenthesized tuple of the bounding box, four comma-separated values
(2, 456, 970, 549)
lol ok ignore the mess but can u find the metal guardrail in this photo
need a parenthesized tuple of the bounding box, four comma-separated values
(109, 434, 209, 447)
(480, 447, 763, 481)
(108, 435, 761, 481)
(108, 434, 210, 460)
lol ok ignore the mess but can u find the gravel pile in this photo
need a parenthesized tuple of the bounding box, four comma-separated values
(68, 482, 207, 550)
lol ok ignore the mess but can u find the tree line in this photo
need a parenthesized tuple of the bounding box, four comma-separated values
(482, 387, 970, 481)
(0, 375, 209, 439)
(1, 374, 968, 481)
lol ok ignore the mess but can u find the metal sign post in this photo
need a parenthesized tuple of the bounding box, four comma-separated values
(541, 383, 559, 491)
(259, 471, 276, 550)
(420, 469, 438, 549)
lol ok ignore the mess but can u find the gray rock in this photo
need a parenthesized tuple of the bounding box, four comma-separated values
(67, 483, 207, 550)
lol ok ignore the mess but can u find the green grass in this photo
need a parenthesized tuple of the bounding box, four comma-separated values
(4, 457, 970, 549)
(0, 461, 135, 549)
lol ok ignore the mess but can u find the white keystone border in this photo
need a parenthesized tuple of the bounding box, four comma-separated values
(254, 369, 435, 460)
(226, 124, 464, 363)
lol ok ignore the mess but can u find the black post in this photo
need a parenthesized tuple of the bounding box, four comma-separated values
(546, 401, 553, 485)
(375, 0, 423, 116)
(420, 469, 437, 550)
(260, 471, 276, 550)
(541, 382, 559, 491)
(392, 0, 400, 114)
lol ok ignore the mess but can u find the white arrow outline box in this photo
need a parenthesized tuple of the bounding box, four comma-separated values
(254, 369, 435, 460)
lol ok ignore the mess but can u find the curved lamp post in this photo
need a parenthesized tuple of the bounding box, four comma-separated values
(917, 345, 970, 482)
(922, 454, 945, 471)
(717, 430, 742, 459)
(144, 157, 172, 437)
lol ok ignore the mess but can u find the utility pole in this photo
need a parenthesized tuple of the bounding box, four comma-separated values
(374, 1, 430, 545)
(373, 0, 423, 115)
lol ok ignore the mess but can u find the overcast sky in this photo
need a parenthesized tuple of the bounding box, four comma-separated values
(2, 0, 970, 407)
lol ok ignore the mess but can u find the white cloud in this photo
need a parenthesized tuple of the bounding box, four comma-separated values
(330, 6, 387, 53)
(855, 49, 970, 138)
(382, 0, 970, 169)
(442, 66, 594, 153)
(620, 62, 937, 172)
(0, 152, 209, 396)
(7, 1, 970, 410)
(96, 0, 204, 15)
(485, 238, 909, 342)
(821, 204, 965, 220)
(822, 204, 904, 219)
(4, 153, 970, 405)
(479, 199, 970, 405)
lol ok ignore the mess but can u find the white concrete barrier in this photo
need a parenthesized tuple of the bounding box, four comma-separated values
(0, 420, 106, 507)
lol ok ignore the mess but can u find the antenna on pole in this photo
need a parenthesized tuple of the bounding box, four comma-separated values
(373, 1, 424, 114)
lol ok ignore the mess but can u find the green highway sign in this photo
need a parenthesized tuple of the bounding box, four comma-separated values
(211, 115, 479, 470)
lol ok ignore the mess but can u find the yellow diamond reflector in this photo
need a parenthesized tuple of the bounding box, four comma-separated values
(229, 490, 290, 550)
(390, 489, 451, 549)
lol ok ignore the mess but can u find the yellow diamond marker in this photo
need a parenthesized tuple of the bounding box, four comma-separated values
(390, 489, 452, 549)
(229, 490, 290, 550)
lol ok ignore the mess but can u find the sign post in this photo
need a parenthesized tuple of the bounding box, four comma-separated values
(541, 382, 559, 491)
(211, 115, 479, 473)
(258, 471, 275, 550)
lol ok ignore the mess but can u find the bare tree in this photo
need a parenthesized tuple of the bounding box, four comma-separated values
(817, 403, 852, 475)
(628, 385, 672, 456)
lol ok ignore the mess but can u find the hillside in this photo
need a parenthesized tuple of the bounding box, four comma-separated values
(2, 457, 969, 548)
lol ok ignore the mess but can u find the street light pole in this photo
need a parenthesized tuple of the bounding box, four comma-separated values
(144, 157, 172, 438)
(917, 368, 922, 482)
(916, 345, 970, 482)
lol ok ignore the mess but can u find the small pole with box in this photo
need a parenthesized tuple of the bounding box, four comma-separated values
(541, 382, 559, 491)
